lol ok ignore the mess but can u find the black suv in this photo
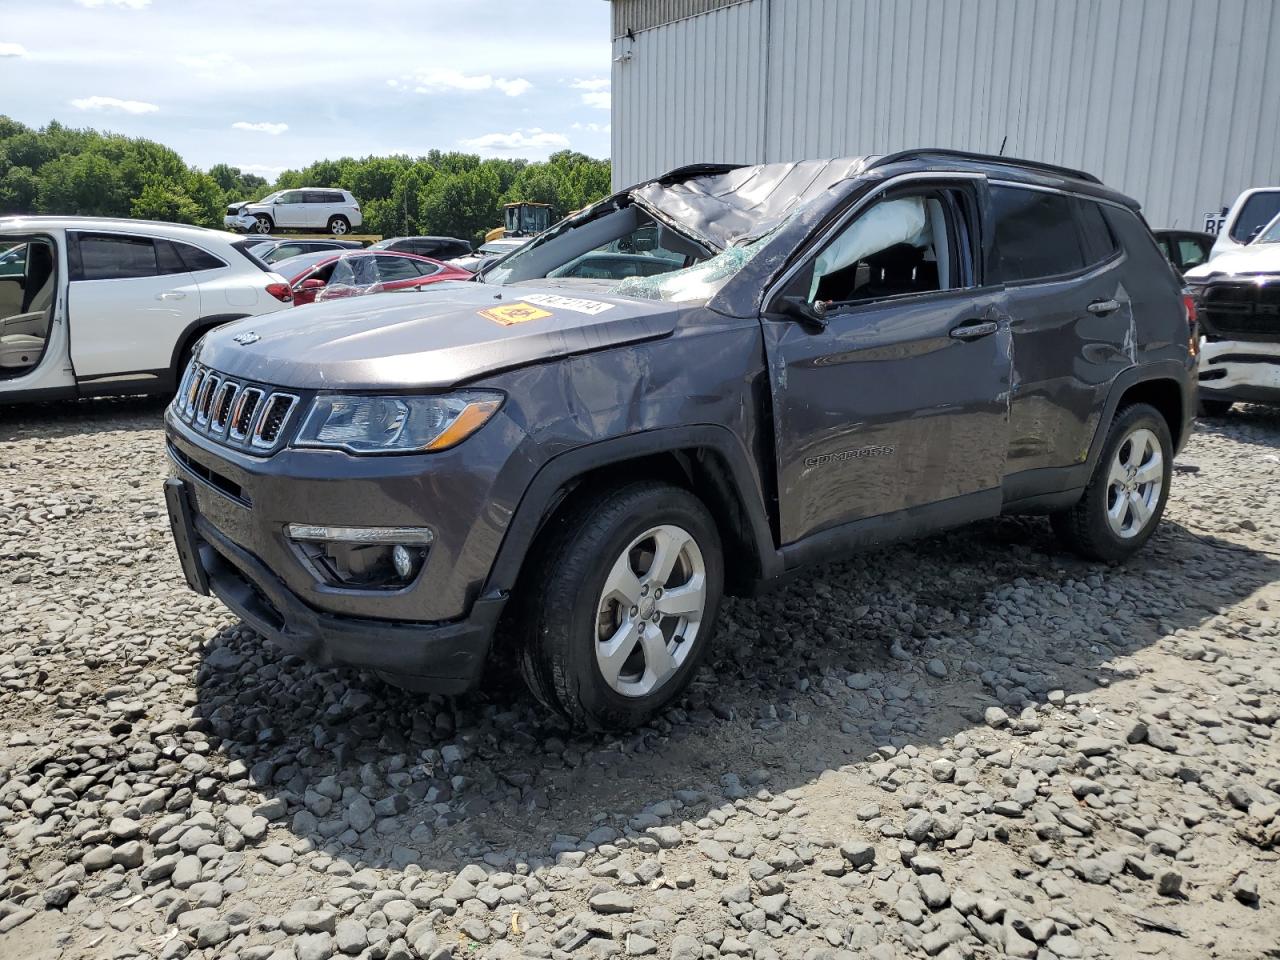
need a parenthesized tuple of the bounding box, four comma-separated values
(369, 236, 473, 260)
(164, 150, 1195, 729)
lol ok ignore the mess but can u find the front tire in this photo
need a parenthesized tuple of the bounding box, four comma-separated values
(1198, 398, 1233, 417)
(252, 215, 273, 234)
(327, 215, 350, 235)
(518, 482, 724, 730)
(1050, 403, 1172, 562)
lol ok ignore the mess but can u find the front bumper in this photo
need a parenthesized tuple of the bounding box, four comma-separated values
(164, 476, 504, 692)
(1198, 337, 1280, 405)
(223, 213, 256, 232)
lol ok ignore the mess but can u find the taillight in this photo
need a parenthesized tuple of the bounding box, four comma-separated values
(1183, 291, 1199, 358)
(266, 282, 293, 303)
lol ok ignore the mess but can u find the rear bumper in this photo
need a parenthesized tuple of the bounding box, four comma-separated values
(164, 477, 503, 693)
(1198, 338, 1280, 405)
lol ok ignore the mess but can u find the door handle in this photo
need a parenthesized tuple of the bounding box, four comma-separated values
(1087, 298, 1120, 315)
(156, 291, 187, 301)
(949, 320, 998, 340)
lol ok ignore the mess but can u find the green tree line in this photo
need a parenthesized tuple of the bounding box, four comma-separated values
(0, 116, 612, 244)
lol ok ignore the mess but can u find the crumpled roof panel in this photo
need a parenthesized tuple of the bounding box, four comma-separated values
(631, 157, 870, 250)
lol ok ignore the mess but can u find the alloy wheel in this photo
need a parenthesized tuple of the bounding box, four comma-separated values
(1105, 427, 1163, 539)
(594, 524, 707, 698)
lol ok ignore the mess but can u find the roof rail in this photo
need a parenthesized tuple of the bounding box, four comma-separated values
(865, 148, 1102, 185)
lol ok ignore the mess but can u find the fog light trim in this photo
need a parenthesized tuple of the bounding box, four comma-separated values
(285, 524, 434, 546)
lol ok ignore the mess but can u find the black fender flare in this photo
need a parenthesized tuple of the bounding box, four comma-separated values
(481, 425, 782, 598)
(1088, 359, 1195, 468)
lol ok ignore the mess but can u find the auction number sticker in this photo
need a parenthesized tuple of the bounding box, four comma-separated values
(479, 302, 554, 326)
(521, 293, 614, 315)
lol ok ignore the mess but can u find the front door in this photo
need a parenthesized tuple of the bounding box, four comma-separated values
(273, 191, 307, 229)
(67, 232, 199, 379)
(763, 179, 1012, 545)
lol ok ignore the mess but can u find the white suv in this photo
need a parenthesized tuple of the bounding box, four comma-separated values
(0, 217, 293, 404)
(225, 189, 363, 236)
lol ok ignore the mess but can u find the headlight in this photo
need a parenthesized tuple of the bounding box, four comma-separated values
(294, 392, 502, 454)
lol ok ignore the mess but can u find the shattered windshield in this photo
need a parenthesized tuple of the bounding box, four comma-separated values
(613, 236, 767, 302)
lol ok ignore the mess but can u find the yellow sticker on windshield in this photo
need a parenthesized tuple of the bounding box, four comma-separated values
(479, 302, 553, 326)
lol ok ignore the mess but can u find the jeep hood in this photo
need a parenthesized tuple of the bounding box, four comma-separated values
(1187, 244, 1280, 280)
(195, 281, 678, 390)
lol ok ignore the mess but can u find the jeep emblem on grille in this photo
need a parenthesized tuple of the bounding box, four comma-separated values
(232, 332, 260, 345)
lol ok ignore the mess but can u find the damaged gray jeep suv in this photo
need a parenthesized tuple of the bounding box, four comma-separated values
(165, 149, 1196, 729)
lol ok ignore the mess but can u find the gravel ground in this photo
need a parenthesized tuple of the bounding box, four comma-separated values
(2, 397, 1280, 960)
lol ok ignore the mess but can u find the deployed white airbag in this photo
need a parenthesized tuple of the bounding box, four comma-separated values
(809, 197, 927, 300)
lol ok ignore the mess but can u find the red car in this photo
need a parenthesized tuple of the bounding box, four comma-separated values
(276, 249, 472, 306)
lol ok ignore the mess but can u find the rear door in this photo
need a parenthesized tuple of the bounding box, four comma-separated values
(991, 184, 1133, 477)
(67, 232, 199, 379)
(763, 177, 1012, 545)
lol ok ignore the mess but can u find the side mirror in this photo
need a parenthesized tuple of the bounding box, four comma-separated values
(300, 278, 326, 290)
(775, 295, 828, 332)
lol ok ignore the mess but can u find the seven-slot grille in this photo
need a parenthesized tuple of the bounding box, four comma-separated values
(175, 361, 299, 452)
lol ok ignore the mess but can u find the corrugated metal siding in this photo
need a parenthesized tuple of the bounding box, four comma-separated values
(611, 0, 752, 38)
(610, 0, 1280, 228)
(611, 0, 766, 188)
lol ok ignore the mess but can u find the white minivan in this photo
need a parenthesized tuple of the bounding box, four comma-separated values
(0, 217, 293, 404)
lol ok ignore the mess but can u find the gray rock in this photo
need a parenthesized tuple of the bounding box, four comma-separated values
(197, 920, 231, 948)
(295, 932, 334, 960)
(984, 707, 1009, 728)
(840, 842, 876, 868)
(1233, 873, 1260, 905)
(589, 891, 635, 914)
(916, 874, 950, 910)
(346, 797, 375, 833)
(626, 934, 658, 956)
(1157, 868, 1183, 897)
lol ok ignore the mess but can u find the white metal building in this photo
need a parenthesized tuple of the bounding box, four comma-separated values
(608, 0, 1280, 230)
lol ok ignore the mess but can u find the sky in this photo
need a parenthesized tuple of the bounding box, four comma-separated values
(0, 0, 613, 177)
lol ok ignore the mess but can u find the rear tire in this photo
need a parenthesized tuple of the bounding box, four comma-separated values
(517, 481, 724, 730)
(327, 215, 350, 235)
(1050, 403, 1172, 563)
(252, 215, 273, 234)
(1198, 398, 1233, 417)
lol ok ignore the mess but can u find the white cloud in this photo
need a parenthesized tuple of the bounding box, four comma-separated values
(397, 68, 532, 97)
(571, 78, 610, 91)
(70, 95, 159, 114)
(459, 128, 571, 153)
(232, 121, 288, 135)
(74, 0, 151, 7)
(0, 42, 28, 58)
(178, 52, 250, 79)
(494, 77, 531, 97)
(571, 122, 611, 133)
(581, 91, 611, 110)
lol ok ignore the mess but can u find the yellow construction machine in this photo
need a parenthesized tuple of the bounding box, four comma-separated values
(484, 201, 553, 243)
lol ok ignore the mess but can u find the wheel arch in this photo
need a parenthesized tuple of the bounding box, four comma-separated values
(483, 426, 782, 601)
(1090, 362, 1193, 467)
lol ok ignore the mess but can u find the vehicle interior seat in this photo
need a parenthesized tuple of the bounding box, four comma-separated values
(0, 242, 55, 371)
